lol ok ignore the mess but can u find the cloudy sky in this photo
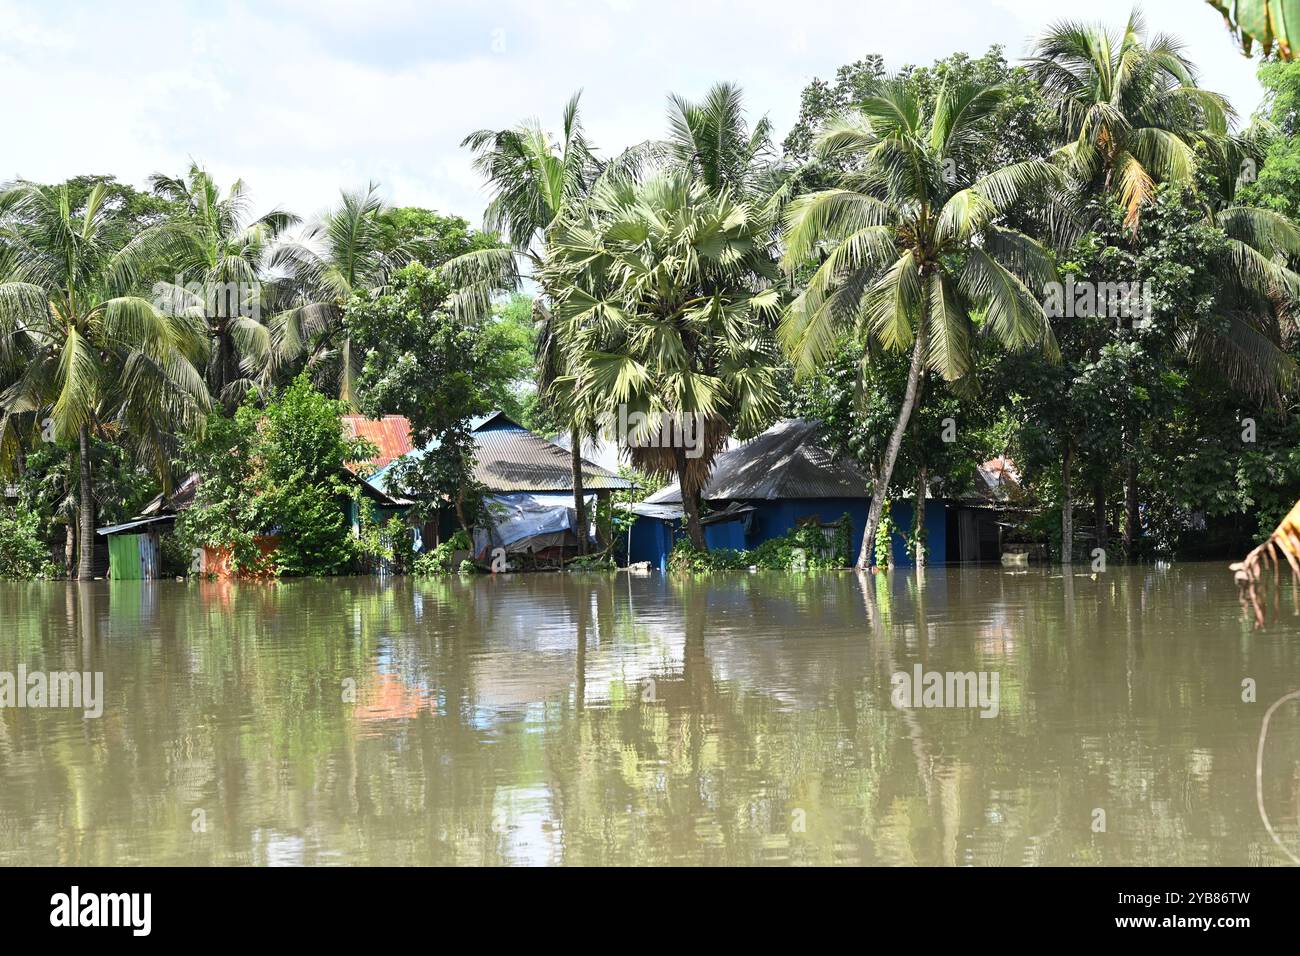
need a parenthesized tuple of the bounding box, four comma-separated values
(0, 0, 1268, 228)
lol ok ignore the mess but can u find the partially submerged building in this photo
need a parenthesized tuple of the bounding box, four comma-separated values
(624, 420, 1040, 569)
(97, 468, 411, 579)
(368, 411, 634, 562)
(628, 418, 949, 569)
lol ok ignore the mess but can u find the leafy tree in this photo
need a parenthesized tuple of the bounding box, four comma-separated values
(376, 206, 501, 269)
(0, 506, 52, 579)
(1237, 59, 1300, 218)
(347, 263, 491, 533)
(479, 292, 540, 424)
(784, 56, 887, 165)
(785, 48, 1052, 186)
(270, 187, 514, 405)
(176, 375, 374, 576)
(780, 78, 1061, 568)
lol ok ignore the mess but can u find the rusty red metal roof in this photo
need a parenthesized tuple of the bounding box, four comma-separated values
(342, 415, 415, 471)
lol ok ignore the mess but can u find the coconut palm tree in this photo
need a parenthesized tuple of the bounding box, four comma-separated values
(463, 93, 602, 549)
(132, 164, 298, 406)
(780, 78, 1062, 569)
(464, 92, 598, 262)
(265, 183, 398, 405)
(543, 172, 784, 550)
(1030, 11, 1233, 228)
(0, 181, 210, 579)
(1208, 0, 1299, 59)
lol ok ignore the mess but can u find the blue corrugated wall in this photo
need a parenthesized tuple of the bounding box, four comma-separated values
(627, 497, 947, 568)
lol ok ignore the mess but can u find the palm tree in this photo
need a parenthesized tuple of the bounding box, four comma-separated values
(1030, 11, 1232, 228)
(543, 172, 784, 550)
(1207, 0, 1299, 59)
(267, 184, 404, 405)
(780, 78, 1061, 569)
(464, 92, 598, 262)
(666, 82, 778, 199)
(0, 181, 210, 579)
(464, 94, 601, 550)
(134, 164, 298, 406)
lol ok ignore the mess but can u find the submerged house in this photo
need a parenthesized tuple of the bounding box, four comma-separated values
(945, 455, 1033, 562)
(97, 466, 411, 580)
(369, 411, 634, 561)
(629, 418, 949, 569)
(629, 420, 1037, 569)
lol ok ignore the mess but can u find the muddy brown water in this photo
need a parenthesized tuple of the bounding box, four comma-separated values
(0, 564, 1297, 865)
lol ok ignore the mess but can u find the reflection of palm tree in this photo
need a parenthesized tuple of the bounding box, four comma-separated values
(857, 572, 936, 810)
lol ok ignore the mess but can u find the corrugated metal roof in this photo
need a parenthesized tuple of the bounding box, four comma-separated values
(645, 418, 872, 503)
(473, 427, 632, 492)
(370, 412, 634, 495)
(140, 472, 200, 516)
(342, 415, 415, 470)
(97, 515, 176, 536)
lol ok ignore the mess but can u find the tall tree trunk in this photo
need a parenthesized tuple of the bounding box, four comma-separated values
(913, 465, 927, 570)
(1123, 455, 1138, 557)
(675, 445, 708, 551)
(857, 305, 929, 571)
(1061, 440, 1074, 566)
(77, 425, 95, 581)
(64, 523, 75, 577)
(910, 372, 928, 570)
(1093, 478, 1106, 553)
(570, 426, 588, 556)
(595, 490, 611, 552)
(215, 321, 234, 410)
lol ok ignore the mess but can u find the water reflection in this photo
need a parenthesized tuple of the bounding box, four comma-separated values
(0, 565, 1297, 866)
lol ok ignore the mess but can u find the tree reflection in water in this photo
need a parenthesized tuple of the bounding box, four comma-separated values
(0, 565, 1295, 865)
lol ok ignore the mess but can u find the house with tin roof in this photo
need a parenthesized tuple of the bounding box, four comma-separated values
(369, 411, 634, 561)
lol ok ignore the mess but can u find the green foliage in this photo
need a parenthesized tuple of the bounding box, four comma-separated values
(413, 529, 473, 576)
(349, 262, 490, 528)
(0, 507, 54, 579)
(565, 553, 617, 573)
(376, 206, 500, 270)
(479, 293, 540, 424)
(353, 508, 414, 573)
(175, 375, 375, 576)
(667, 542, 749, 574)
(1239, 60, 1300, 219)
(875, 501, 893, 569)
(666, 518, 852, 574)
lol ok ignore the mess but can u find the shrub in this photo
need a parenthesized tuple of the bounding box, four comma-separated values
(0, 508, 54, 579)
(175, 375, 379, 577)
(566, 553, 617, 573)
(666, 516, 853, 574)
(413, 529, 473, 576)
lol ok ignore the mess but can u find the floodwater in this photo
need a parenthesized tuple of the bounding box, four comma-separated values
(0, 564, 1297, 866)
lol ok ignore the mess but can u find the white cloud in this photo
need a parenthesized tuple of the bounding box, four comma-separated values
(0, 0, 1269, 228)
